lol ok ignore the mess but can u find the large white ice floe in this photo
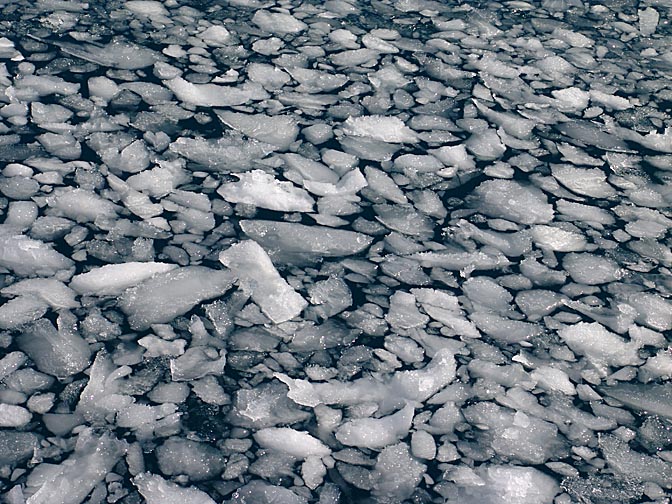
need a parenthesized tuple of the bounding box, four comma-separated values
(455, 465, 559, 504)
(165, 77, 268, 107)
(219, 240, 307, 324)
(215, 110, 299, 150)
(240, 219, 373, 263)
(118, 266, 235, 330)
(471, 179, 554, 224)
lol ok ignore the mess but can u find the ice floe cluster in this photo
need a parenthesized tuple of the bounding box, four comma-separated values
(0, 0, 671, 502)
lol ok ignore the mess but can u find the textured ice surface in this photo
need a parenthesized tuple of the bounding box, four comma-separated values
(217, 170, 314, 212)
(219, 240, 307, 323)
(119, 266, 234, 330)
(70, 262, 178, 296)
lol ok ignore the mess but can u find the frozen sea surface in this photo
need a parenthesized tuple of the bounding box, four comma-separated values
(0, 0, 671, 503)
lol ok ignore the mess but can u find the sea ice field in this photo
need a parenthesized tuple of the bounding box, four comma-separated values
(0, 0, 671, 502)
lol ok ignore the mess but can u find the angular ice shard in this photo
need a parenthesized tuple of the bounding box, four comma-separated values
(215, 111, 298, 150)
(254, 428, 331, 458)
(70, 262, 178, 296)
(25, 430, 125, 504)
(240, 220, 373, 264)
(0, 227, 74, 277)
(1, 278, 78, 309)
(48, 188, 120, 223)
(118, 266, 235, 330)
(134, 473, 217, 504)
(217, 170, 314, 212)
(219, 240, 307, 323)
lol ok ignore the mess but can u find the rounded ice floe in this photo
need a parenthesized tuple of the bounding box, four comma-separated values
(252, 10, 308, 35)
(562, 253, 621, 285)
(471, 179, 554, 224)
(253, 427, 331, 459)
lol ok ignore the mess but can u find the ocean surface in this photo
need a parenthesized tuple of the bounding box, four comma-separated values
(0, 0, 671, 503)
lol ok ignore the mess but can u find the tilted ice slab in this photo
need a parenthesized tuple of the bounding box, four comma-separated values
(134, 473, 217, 504)
(342, 115, 419, 143)
(165, 77, 267, 107)
(219, 240, 307, 324)
(215, 110, 299, 150)
(70, 262, 178, 296)
(118, 266, 235, 330)
(240, 220, 373, 264)
(217, 170, 315, 212)
(253, 427, 331, 459)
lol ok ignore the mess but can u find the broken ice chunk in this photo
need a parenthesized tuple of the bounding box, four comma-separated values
(601, 382, 672, 421)
(563, 253, 621, 284)
(639, 7, 659, 36)
(24, 429, 125, 504)
(254, 427, 331, 458)
(134, 473, 217, 504)
(1, 278, 78, 309)
(530, 225, 588, 252)
(229, 481, 307, 504)
(0, 295, 49, 330)
(215, 111, 298, 150)
(48, 188, 120, 222)
(551, 165, 616, 198)
(0, 227, 74, 277)
(165, 77, 266, 107)
(200, 25, 232, 46)
(217, 170, 314, 212)
(386, 291, 429, 329)
(17, 317, 91, 378)
(70, 262, 178, 296)
(558, 322, 642, 374)
(240, 220, 373, 264)
(156, 438, 225, 481)
(44, 37, 158, 69)
(0, 431, 39, 466)
(600, 434, 672, 488)
(118, 266, 235, 330)
(456, 465, 559, 504)
(219, 240, 307, 324)
(336, 403, 414, 449)
(170, 347, 226, 381)
(342, 115, 419, 143)
(371, 443, 426, 503)
(471, 180, 554, 224)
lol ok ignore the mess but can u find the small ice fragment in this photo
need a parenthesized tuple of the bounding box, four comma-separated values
(134, 473, 217, 504)
(252, 10, 308, 34)
(219, 241, 307, 324)
(215, 111, 298, 150)
(254, 427, 331, 458)
(411, 430, 436, 460)
(118, 267, 235, 330)
(342, 115, 419, 143)
(217, 170, 314, 212)
(70, 262, 178, 296)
